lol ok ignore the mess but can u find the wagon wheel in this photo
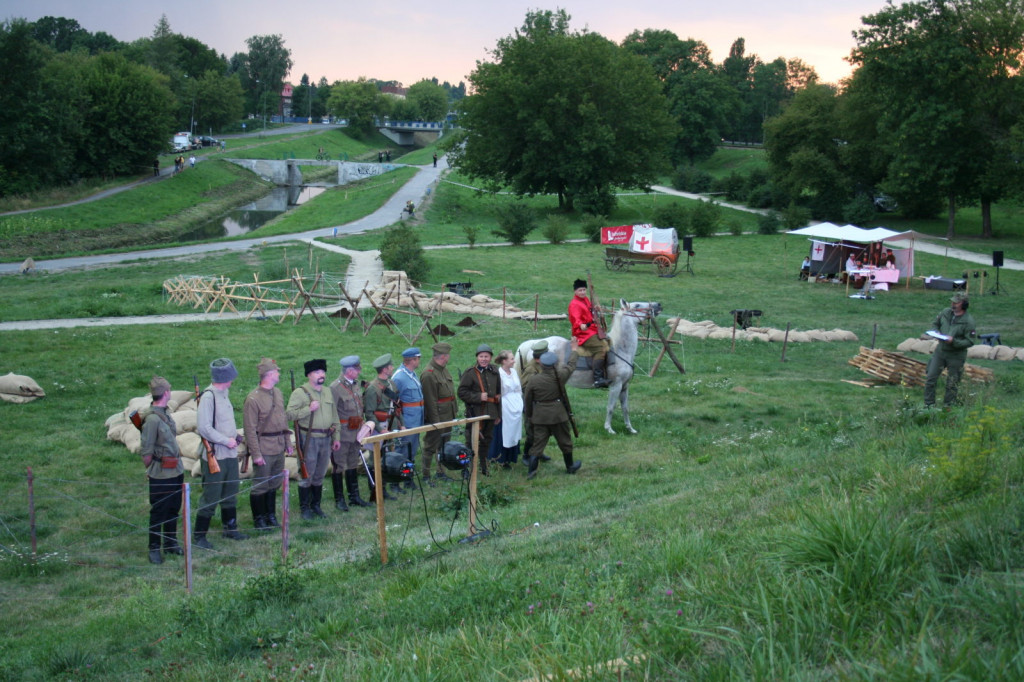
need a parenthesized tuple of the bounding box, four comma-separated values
(653, 255, 673, 275)
(616, 258, 630, 271)
(605, 257, 615, 271)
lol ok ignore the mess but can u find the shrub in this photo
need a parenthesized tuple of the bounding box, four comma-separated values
(492, 202, 536, 246)
(782, 201, 812, 231)
(379, 222, 429, 282)
(579, 213, 606, 243)
(745, 183, 775, 209)
(928, 406, 1012, 498)
(727, 219, 744, 236)
(575, 187, 617, 216)
(689, 200, 722, 238)
(462, 224, 479, 248)
(652, 202, 689, 231)
(757, 211, 782, 235)
(672, 165, 713, 193)
(541, 215, 571, 244)
(843, 194, 877, 226)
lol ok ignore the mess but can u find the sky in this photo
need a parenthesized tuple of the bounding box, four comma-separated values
(4, 0, 889, 86)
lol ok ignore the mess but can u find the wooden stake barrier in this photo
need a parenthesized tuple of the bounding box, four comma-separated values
(27, 467, 36, 557)
(649, 316, 685, 374)
(281, 475, 290, 562)
(182, 482, 192, 593)
(360, 415, 491, 565)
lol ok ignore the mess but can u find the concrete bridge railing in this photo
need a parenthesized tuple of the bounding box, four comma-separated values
(225, 159, 400, 187)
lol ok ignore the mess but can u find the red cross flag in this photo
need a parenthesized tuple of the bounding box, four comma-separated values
(630, 225, 655, 253)
(811, 240, 826, 261)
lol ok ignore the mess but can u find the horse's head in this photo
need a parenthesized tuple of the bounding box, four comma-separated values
(624, 300, 662, 319)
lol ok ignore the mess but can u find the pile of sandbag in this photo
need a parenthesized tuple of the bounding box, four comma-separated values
(368, 271, 566, 321)
(104, 392, 303, 480)
(0, 372, 46, 404)
(897, 337, 1023, 361)
(664, 318, 858, 343)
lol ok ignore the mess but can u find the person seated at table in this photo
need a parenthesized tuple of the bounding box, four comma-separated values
(845, 252, 866, 288)
(799, 256, 811, 281)
(884, 249, 897, 269)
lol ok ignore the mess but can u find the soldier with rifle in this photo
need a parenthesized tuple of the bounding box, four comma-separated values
(421, 342, 458, 486)
(330, 355, 374, 509)
(457, 343, 501, 474)
(286, 359, 341, 520)
(569, 277, 610, 388)
(363, 353, 402, 499)
(242, 358, 293, 531)
(519, 339, 550, 465)
(523, 340, 582, 480)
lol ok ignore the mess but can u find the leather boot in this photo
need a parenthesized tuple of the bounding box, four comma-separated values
(526, 455, 540, 480)
(251, 493, 269, 531)
(148, 548, 164, 564)
(592, 358, 610, 388)
(347, 469, 372, 507)
(310, 486, 327, 518)
(265, 489, 280, 527)
(336, 472, 351, 512)
(163, 530, 184, 555)
(298, 486, 314, 521)
(193, 514, 214, 550)
(564, 452, 582, 474)
(389, 482, 404, 498)
(222, 508, 249, 540)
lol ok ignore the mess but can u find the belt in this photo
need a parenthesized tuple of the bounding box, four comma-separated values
(373, 411, 389, 421)
(438, 396, 455, 404)
(401, 400, 423, 407)
(300, 427, 333, 435)
(536, 399, 562, 405)
(258, 430, 291, 438)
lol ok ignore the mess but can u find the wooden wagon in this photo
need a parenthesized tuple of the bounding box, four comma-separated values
(601, 225, 679, 275)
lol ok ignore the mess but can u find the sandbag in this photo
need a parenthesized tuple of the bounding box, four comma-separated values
(993, 345, 1016, 361)
(167, 390, 194, 411)
(0, 372, 46, 404)
(172, 410, 197, 434)
(123, 396, 151, 419)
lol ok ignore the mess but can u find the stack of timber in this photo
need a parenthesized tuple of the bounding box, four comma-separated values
(848, 347, 994, 387)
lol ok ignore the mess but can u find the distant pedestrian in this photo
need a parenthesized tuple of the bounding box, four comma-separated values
(220, 140, 226, 151)
(153, 158, 160, 177)
(378, 150, 383, 163)
(189, 155, 196, 169)
(385, 149, 391, 162)
(432, 152, 438, 168)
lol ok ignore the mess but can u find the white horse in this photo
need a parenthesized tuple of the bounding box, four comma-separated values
(517, 300, 660, 435)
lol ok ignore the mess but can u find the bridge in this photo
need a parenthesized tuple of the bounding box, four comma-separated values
(225, 158, 400, 192)
(376, 120, 446, 146)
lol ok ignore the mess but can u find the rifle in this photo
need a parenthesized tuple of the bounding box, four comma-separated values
(382, 386, 401, 432)
(586, 271, 608, 340)
(193, 374, 221, 475)
(554, 364, 580, 439)
(289, 370, 311, 480)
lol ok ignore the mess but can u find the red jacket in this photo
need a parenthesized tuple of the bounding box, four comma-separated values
(569, 295, 598, 344)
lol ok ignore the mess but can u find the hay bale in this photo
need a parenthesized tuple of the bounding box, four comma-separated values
(0, 372, 46, 404)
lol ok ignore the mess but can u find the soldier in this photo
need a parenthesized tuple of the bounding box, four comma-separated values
(421, 342, 458, 486)
(286, 359, 342, 520)
(457, 343, 501, 473)
(392, 347, 423, 490)
(519, 339, 548, 462)
(194, 358, 247, 550)
(364, 353, 403, 498)
(569, 278, 610, 388)
(242, 358, 293, 531)
(524, 343, 582, 480)
(924, 293, 977, 408)
(140, 376, 185, 564)
(330, 355, 373, 509)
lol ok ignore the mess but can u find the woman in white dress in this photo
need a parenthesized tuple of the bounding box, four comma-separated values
(488, 350, 523, 467)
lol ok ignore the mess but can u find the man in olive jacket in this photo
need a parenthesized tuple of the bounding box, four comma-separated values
(524, 341, 582, 480)
(421, 342, 457, 484)
(140, 376, 185, 564)
(924, 293, 977, 408)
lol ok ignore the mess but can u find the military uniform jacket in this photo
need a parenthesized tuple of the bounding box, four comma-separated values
(457, 364, 501, 419)
(286, 383, 342, 444)
(330, 378, 364, 443)
(140, 406, 184, 478)
(242, 386, 292, 460)
(519, 361, 540, 388)
(932, 308, 976, 355)
(524, 352, 578, 425)
(197, 385, 238, 461)
(392, 365, 424, 428)
(364, 377, 401, 431)
(421, 360, 457, 423)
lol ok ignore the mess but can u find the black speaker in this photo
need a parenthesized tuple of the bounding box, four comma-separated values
(683, 236, 693, 252)
(993, 251, 1004, 267)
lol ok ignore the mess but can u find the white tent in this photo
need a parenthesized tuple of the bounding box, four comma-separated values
(787, 224, 918, 280)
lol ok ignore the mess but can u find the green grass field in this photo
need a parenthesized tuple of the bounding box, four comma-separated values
(1, 137, 1023, 679)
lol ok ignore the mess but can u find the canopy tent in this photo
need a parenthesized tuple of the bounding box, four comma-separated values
(787, 223, 921, 280)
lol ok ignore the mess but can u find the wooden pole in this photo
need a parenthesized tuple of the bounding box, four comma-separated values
(374, 442, 387, 565)
(27, 467, 36, 557)
(534, 294, 539, 332)
(502, 287, 507, 321)
(649, 316, 685, 374)
(281, 474, 290, 561)
(871, 323, 878, 350)
(182, 482, 193, 593)
(469, 421, 481, 536)
(781, 322, 791, 362)
(649, 319, 679, 377)
(731, 317, 738, 353)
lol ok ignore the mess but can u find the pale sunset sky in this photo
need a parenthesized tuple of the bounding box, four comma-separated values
(4, 0, 888, 86)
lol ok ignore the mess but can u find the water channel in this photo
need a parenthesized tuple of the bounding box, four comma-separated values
(181, 185, 327, 241)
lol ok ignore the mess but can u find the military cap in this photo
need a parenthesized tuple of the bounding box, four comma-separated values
(257, 357, 280, 378)
(532, 339, 549, 352)
(951, 293, 969, 304)
(372, 354, 393, 371)
(573, 278, 587, 290)
(304, 359, 327, 375)
(432, 342, 452, 355)
(150, 376, 171, 399)
(401, 347, 421, 358)
(540, 351, 558, 367)
(210, 358, 238, 383)
(339, 355, 361, 368)
(476, 343, 493, 355)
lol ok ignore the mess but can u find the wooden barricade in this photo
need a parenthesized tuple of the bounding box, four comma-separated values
(848, 346, 994, 387)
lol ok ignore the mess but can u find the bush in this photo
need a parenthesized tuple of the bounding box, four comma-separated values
(491, 202, 536, 246)
(652, 202, 689, 232)
(745, 183, 775, 209)
(672, 166, 713, 193)
(843, 194, 877, 226)
(689, 200, 722, 238)
(727, 219, 744, 236)
(579, 213, 606, 243)
(782, 201, 812, 231)
(379, 222, 429, 282)
(757, 211, 782, 235)
(541, 215, 571, 244)
(575, 187, 617, 216)
(462, 224, 479, 248)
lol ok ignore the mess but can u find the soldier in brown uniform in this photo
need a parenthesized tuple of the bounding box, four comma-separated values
(457, 343, 501, 473)
(330, 355, 372, 509)
(242, 358, 293, 531)
(518, 339, 548, 463)
(421, 341, 458, 485)
(140, 376, 185, 564)
(524, 343, 582, 480)
(286, 359, 342, 520)
(364, 354, 403, 498)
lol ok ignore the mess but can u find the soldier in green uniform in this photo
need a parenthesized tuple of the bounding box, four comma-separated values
(140, 376, 185, 564)
(286, 359, 342, 520)
(242, 358, 293, 530)
(364, 353, 403, 497)
(421, 342, 458, 485)
(524, 343, 582, 480)
(924, 293, 977, 408)
(330, 355, 373, 509)
(458, 343, 501, 473)
(519, 339, 548, 462)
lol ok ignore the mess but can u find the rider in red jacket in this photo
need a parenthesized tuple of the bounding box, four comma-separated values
(568, 278, 610, 388)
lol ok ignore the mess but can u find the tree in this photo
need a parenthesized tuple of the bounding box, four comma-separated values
(449, 9, 675, 211)
(244, 34, 293, 119)
(327, 78, 389, 133)
(406, 79, 448, 120)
